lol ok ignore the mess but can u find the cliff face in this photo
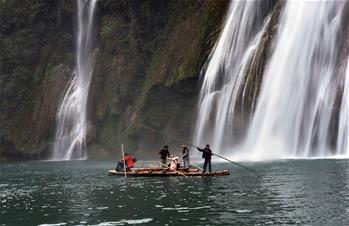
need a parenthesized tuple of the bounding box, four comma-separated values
(0, 0, 229, 161)
(0, 0, 76, 160)
(89, 0, 230, 158)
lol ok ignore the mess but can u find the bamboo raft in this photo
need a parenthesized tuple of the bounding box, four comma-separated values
(107, 167, 229, 177)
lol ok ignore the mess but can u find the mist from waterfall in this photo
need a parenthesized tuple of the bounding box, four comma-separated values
(52, 0, 98, 160)
(194, 1, 349, 160)
(193, 1, 272, 152)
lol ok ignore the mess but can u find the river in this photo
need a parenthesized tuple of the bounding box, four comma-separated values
(1, 159, 348, 225)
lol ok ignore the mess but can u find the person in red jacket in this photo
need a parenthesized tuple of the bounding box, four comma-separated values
(115, 153, 137, 171)
(124, 153, 136, 169)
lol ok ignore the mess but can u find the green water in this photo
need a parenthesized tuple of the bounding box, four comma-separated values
(0, 159, 348, 225)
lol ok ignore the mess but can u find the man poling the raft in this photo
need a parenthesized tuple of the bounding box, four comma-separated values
(196, 144, 212, 173)
(193, 144, 257, 173)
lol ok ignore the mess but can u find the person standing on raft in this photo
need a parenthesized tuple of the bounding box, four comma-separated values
(181, 145, 190, 171)
(159, 145, 170, 167)
(197, 144, 212, 173)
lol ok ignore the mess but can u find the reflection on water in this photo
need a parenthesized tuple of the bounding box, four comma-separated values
(0, 160, 348, 225)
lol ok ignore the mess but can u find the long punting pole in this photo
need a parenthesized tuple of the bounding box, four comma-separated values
(190, 162, 204, 171)
(121, 144, 127, 178)
(202, 149, 257, 173)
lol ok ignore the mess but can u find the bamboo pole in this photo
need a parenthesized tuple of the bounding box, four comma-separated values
(190, 162, 204, 171)
(121, 144, 127, 178)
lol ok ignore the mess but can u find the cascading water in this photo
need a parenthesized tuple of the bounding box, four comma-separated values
(52, 0, 98, 160)
(193, 1, 272, 152)
(337, 59, 349, 156)
(244, 1, 347, 160)
(194, 0, 349, 160)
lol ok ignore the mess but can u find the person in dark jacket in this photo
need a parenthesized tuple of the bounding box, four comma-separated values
(197, 144, 213, 173)
(159, 145, 170, 167)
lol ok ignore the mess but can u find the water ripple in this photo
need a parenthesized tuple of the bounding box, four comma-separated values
(0, 160, 348, 225)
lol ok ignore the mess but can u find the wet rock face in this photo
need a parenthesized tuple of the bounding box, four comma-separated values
(0, 0, 229, 160)
(232, 0, 282, 139)
(0, 0, 75, 160)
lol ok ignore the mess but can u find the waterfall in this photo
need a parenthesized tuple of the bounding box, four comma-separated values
(337, 59, 349, 156)
(244, 1, 346, 160)
(52, 0, 98, 160)
(194, 0, 349, 160)
(193, 1, 272, 152)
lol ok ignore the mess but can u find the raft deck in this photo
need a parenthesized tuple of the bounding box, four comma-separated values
(107, 167, 229, 177)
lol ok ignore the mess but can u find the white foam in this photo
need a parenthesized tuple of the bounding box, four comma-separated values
(234, 209, 253, 213)
(38, 223, 67, 226)
(91, 218, 153, 226)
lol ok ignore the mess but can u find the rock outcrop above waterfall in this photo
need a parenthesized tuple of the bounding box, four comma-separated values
(0, 0, 229, 160)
